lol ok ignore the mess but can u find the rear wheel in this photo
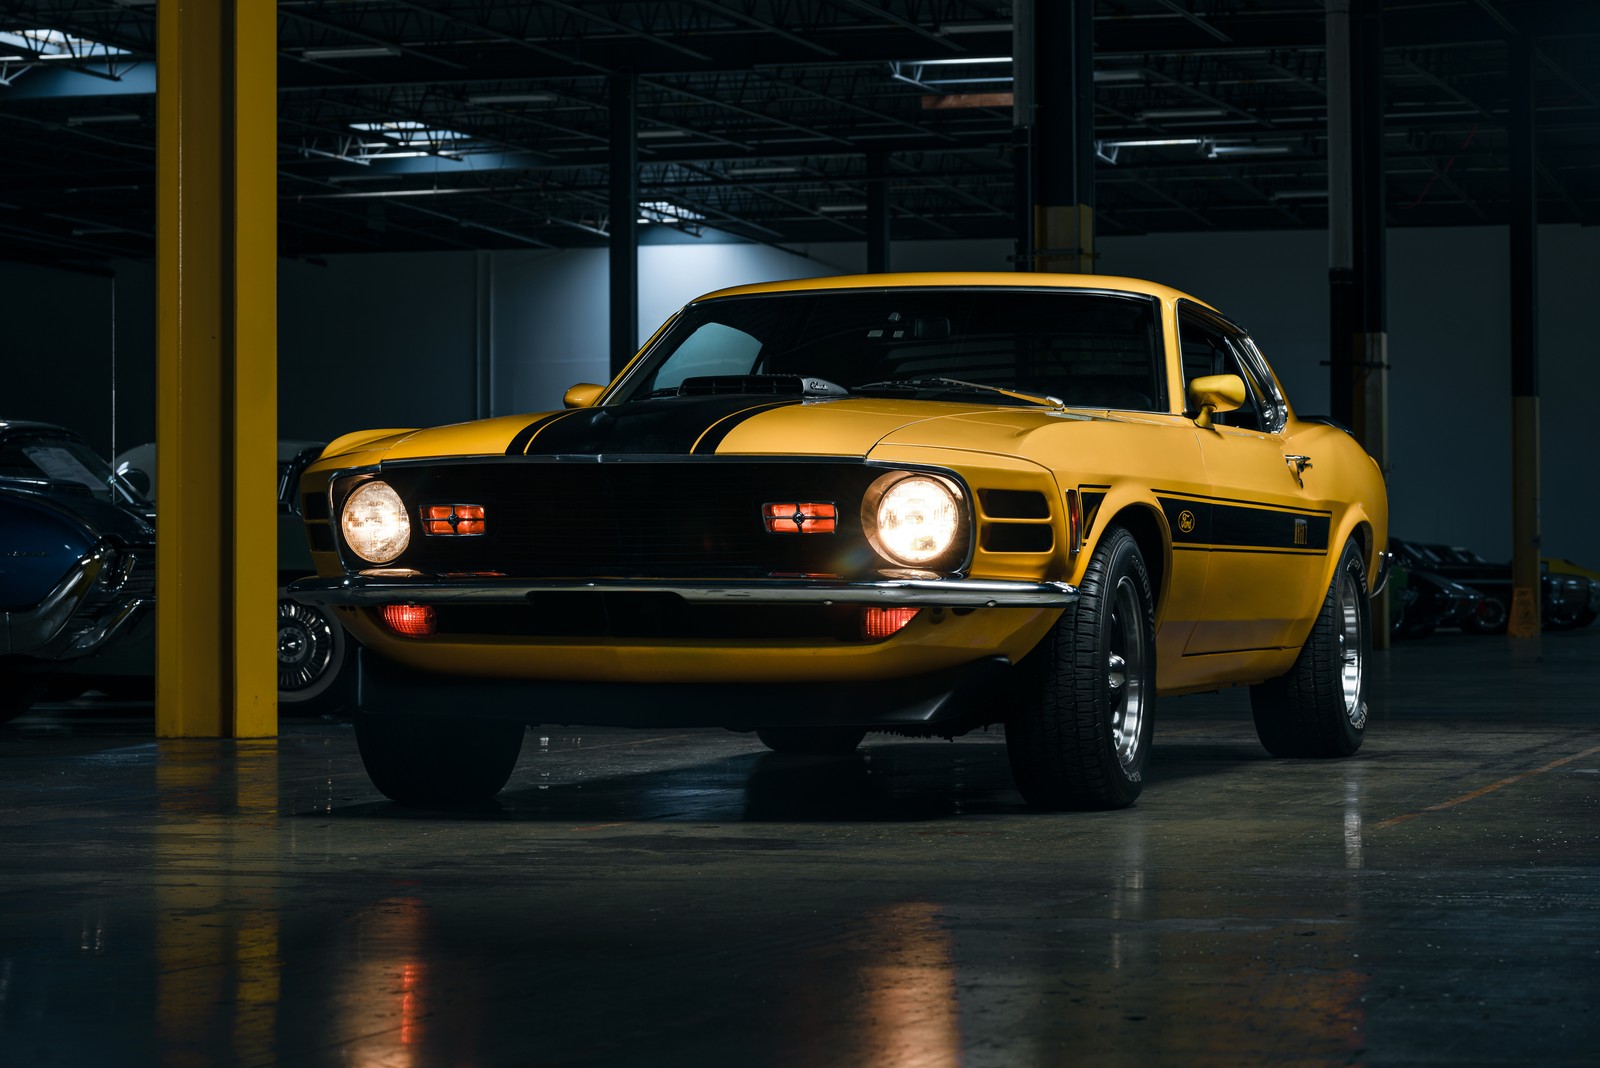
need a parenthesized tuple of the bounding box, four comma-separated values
(1460, 595, 1508, 634)
(354, 711, 525, 806)
(755, 726, 867, 755)
(1006, 525, 1154, 810)
(1250, 538, 1369, 757)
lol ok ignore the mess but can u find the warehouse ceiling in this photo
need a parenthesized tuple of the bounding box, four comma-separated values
(0, 0, 1595, 268)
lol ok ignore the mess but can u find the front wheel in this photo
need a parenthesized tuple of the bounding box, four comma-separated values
(1005, 525, 1155, 810)
(354, 711, 525, 806)
(1250, 537, 1370, 757)
(278, 590, 351, 713)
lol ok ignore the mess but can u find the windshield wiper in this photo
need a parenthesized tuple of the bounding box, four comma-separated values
(852, 377, 1064, 410)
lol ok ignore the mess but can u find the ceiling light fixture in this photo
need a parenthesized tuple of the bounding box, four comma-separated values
(303, 45, 400, 60)
(637, 129, 688, 139)
(66, 113, 142, 125)
(938, 21, 1012, 35)
(728, 166, 799, 176)
(467, 92, 556, 105)
(1139, 108, 1228, 120)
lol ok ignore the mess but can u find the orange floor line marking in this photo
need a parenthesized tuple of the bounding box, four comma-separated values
(1374, 743, 1600, 830)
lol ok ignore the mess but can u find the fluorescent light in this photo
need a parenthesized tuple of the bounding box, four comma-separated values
(66, 113, 141, 125)
(370, 151, 431, 159)
(817, 204, 866, 214)
(915, 55, 1010, 66)
(1272, 189, 1329, 201)
(1139, 108, 1227, 120)
(1104, 138, 1204, 148)
(303, 45, 400, 60)
(467, 92, 555, 105)
(0, 55, 26, 62)
(939, 21, 1011, 34)
(1093, 70, 1145, 84)
(1209, 144, 1292, 156)
(728, 166, 799, 176)
(637, 129, 687, 139)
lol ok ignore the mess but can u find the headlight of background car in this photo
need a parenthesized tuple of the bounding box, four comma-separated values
(341, 480, 410, 564)
(874, 475, 961, 566)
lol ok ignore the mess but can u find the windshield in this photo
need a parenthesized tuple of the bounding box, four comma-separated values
(0, 430, 144, 505)
(614, 288, 1166, 411)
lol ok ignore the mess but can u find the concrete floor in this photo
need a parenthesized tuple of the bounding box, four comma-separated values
(2, 630, 1597, 1067)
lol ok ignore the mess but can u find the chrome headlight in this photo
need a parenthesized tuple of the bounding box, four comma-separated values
(341, 480, 410, 564)
(874, 476, 961, 566)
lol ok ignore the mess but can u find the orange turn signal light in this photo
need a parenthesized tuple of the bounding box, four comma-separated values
(381, 604, 437, 637)
(763, 501, 837, 534)
(862, 606, 920, 640)
(423, 504, 486, 536)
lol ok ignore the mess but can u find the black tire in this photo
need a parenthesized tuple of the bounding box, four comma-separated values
(1005, 524, 1155, 810)
(1460, 596, 1508, 634)
(755, 726, 867, 755)
(278, 590, 352, 714)
(354, 711, 525, 806)
(0, 676, 47, 725)
(1250, 538, 1369, 758)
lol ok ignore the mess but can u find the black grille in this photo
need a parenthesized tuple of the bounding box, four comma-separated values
(362, 459, 896, 579)
(427, 597, 866, 641)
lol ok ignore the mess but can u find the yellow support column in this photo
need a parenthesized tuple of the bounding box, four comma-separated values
(156, 1, 278, 738)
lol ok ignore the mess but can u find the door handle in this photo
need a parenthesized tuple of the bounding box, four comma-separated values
(1285, 454, 1312, 485)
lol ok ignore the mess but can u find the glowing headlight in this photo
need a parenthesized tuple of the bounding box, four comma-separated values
(341, 480, 411, 564)
(876, 476, 960, 565)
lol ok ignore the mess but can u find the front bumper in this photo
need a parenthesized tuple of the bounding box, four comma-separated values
(351, 644, 1012, 730)
(2, 544, 151, 660)
(290, 574, 1077, 609)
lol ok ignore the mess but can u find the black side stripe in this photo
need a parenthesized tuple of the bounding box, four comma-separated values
(690, 401, 803, 455)
(1156, 494, 1331, 553)
(506, 411, 583, 455)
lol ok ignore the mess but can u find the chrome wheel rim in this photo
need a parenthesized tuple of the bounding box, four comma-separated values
(1337, 568, 1367, 728)
(1108, 575, 1147, 768)
(278, 600, 335, 693)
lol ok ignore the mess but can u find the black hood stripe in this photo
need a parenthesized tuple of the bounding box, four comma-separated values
(507, 395, 806, 457)
(506, 410, 586, 455)
(690, 401, 803, 455)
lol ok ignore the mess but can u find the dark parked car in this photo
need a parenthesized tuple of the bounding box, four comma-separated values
(113, 440, 353, 711)
(1390, 538, 1599, 633)
(1, 420, 155, 722)
(1387, 557, 1483, 639)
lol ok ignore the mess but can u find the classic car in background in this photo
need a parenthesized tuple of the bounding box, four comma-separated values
(113, 440, 353, 711)
(1390, 537, 1599, 633)
(1, 420, 155, 722)
(292, 272, 1390, 810)
(1386, 557, 1483, 640)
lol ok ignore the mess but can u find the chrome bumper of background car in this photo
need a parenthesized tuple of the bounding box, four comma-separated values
(290, 574, 1079, 609)
(2, 546, 150, 660)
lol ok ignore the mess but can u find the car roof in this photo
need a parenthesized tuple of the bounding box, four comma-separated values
(692, 271, 1217, 310)
(0, 419, 74, 435)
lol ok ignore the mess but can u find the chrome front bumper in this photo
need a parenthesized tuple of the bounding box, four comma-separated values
(290, 574, 1078, 609)
(1, 545, 151, 660)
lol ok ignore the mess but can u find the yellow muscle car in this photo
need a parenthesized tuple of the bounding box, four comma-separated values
(291, 273, 1388, 810)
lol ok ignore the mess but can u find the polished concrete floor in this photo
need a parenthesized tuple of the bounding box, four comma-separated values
(2, 629, 1597, 1067)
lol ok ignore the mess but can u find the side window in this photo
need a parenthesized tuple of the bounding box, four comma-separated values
(1178, 309, 1265, 431)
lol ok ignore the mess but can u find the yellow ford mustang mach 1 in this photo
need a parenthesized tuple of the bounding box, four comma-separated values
(291, 273, 1389, 810)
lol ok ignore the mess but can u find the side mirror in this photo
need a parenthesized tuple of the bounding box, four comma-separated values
(563, 383, 606, 409)
(1187, 373, 1246, 430)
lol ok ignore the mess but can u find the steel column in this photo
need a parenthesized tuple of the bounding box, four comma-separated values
(1507, 14, 1542, 644)
(609, 72, 639, 379)
(867, 151, 891, 273)
(155, 0, 277, 737)
(1327, 0, 1390, 646)
(1018, 0, 1095, 273)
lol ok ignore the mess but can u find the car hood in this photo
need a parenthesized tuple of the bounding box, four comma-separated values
(355, 397, 1106, 464)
